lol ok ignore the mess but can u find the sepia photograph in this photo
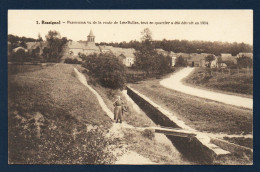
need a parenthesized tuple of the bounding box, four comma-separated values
(8, 10, 253, 165)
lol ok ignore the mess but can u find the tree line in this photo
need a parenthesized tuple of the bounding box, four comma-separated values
(8, 34, 42, 50)
(8, 31, 67, 63)
(98, 39, 252, 56)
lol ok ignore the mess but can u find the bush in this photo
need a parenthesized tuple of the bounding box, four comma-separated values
(175, 56, 188, 67)
(141, 129, 155, 140)
(64, 58, 81, 64)
(9, 49, 30, 62)
(82, 53, 126, 89)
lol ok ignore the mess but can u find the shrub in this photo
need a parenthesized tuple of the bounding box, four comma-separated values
(82, 53, 126, 89)
(9, 49, 29, 62)
(175, 56, 188, 67)
(64, 58, 81, 64)
(141, 129, 155, 140)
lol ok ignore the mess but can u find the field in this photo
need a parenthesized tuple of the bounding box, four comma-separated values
(184, 68, 253, 96)
(128, 74, 253, 164)
(8, 64, 114, 164)
(129, 77, 253, 135)
(125, 67, 180, 83)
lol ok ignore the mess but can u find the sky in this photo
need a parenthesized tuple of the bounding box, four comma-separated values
(8, 10, 253, 45)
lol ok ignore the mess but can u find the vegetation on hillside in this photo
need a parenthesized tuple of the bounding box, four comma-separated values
(185, 68, 253, 95)
(8, 64, 114, 164)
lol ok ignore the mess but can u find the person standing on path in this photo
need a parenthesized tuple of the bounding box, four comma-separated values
(113, 95, 125, 123)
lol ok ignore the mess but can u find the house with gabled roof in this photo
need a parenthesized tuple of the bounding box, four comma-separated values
(68, 30, 101, 57)
(187, 53, 207, 67)
(237, 52, 253, 59)
(156, 49, 177, 67)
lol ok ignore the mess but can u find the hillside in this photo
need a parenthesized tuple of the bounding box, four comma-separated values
(184, 68, 253, 96)
(8, 64, 113, 164)
(8, 63, 190, 164)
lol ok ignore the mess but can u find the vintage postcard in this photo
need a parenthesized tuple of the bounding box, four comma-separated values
(8, 10, 253, 165)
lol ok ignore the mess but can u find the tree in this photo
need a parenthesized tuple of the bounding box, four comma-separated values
(134, 28, 158, 74)
(9, 49, 29, 62)
(20, 41, 27, 49)
(82, 53, 126, 89)
(43, 30, 67, 62)
(217, 56, 223, 66)
(175, 56, 188, 67)
(205, 55, 215, 68)
(237, 55, 253, 68)
(141, 28, 153, 42)
(156, 54, 172, 74)
(37, 33, 43, 42)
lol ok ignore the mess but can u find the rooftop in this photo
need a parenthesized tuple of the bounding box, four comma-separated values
(88, 29, 95, 37)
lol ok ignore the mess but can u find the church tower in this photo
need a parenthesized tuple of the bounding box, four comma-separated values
(87, 29, 95, 43)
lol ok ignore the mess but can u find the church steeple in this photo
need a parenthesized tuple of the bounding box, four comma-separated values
(87, 29, 95, 43)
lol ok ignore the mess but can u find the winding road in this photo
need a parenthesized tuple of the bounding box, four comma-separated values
(160, 67, 253, 109)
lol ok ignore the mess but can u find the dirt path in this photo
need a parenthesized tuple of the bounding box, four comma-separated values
(73, 68, 156, 164)
(160, 67, 253, 109)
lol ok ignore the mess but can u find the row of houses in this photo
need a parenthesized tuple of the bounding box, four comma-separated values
(67, 30, 136, 67)
(156, 50, 253, 68)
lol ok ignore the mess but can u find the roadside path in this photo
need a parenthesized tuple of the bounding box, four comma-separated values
(160, 67, 253, 109)
(73, 68, 156, 164)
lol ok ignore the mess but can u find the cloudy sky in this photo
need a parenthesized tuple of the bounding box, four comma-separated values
(8, 10, 253, 45)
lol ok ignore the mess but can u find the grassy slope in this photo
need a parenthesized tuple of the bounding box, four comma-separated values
(129, 78, 252, 135)
(8, 64, 113, 164)
(184, 68, 253, 96)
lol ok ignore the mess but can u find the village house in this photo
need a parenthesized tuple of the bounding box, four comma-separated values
(117, 49, 136, 67)
(209, 54, 237, 68)
(186, 53, 207, 67)
(220, 53, 237, 64)
(176, 53, 190, 60)
(237, 52, 253, 59)
(210, 57, 219, 68)
(26, 41, 47, 55)
(12, 47, 28, 53)
(67, 30, 136, 67)
(156, 49, 177, 67)
(68, 30, 100, 56)
(99, 46, 136, 67)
